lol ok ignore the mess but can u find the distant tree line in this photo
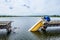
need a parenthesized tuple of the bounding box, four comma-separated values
(0, 15, 60, 17)
(49, 15, 60, 17)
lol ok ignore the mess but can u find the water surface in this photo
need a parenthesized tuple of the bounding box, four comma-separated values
(0, 17, 60, 40)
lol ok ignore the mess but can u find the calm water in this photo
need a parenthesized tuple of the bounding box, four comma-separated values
(0, 17, 60, 40)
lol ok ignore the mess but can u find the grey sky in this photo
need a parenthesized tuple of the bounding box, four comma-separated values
(0, 0, 60, 15)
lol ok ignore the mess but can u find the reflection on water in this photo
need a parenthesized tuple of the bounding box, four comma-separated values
(0, 17, 60, 40)
(31, 31, 60, 40)
(0, 31, 9, 40)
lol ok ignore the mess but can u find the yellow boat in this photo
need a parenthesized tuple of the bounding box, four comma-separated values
(28, 20, 44, 31)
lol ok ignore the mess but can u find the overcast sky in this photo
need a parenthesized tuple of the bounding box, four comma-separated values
(0, 0, 60, 15)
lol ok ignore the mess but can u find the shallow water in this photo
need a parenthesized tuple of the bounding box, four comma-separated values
(0, 17, 60, 40)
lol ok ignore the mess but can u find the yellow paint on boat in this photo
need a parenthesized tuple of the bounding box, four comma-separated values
(28, 20, 44, 31)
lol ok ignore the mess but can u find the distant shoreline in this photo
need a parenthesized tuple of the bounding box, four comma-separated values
(0, 15, 60, 17)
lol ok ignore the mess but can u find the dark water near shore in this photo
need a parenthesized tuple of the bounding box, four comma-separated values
(0, 17, 60, 40)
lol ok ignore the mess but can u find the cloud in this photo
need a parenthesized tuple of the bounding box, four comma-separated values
(0, 0, 60, 15)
